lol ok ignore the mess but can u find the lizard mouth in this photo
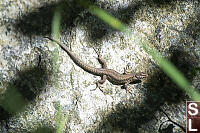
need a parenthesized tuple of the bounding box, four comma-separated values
(135, 72, 147, 79)
(129, 73, 147, 84)
(130, 79, 142, 84)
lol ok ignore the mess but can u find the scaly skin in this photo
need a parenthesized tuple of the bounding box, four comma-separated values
(45, 37, 147, 89)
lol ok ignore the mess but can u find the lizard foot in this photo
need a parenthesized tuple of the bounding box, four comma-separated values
(91, 75, 106, 92)
(121, 84, 133, 94)
(90, 82, 104, 92)
(96, 82, 105, 93)
(93, 47, 101, 55)
(123, 63, 132, 74)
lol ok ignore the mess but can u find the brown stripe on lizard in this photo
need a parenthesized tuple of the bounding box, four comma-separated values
(45, 37, 147, 91)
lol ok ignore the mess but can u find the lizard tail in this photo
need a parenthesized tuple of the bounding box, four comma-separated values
(44, 37, 102, 76)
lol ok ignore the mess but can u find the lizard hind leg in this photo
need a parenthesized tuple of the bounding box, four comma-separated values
(96, 75, 107, 87)
(91, 75, 107, 92)
(92, 48, 107, 92)
(90, 75, 107, 92)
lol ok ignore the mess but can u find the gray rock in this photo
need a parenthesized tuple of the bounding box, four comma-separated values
(0, 0, 199, 132)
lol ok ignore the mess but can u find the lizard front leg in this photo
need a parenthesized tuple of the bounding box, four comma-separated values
(122, 81, 132, 93)
(96, 75, 107, 88)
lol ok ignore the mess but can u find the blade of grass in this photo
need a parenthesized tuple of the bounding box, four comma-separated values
(51, 5, 69, 132)
(0, 84, 28, 114)
(55, 102, 69, 133)
(89, 6, 126, 31)
(141, 41, 200, 100)
(78, 1, 200, 100)
(50, 5, 62, 86)
(52, 5, 61, 39)
(77, 0, 127, 31)
(56, 114, 69, 133)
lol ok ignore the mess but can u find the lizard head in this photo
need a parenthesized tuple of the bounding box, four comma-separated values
(130, 72, 147, 84)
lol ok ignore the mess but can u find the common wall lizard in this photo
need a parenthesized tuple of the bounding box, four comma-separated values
(45, 37, 147, 90)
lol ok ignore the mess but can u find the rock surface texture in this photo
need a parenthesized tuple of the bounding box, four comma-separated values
(0, 0, 200, 132)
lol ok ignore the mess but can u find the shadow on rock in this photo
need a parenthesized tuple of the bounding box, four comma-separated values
(92, 46, 199, 132)
(0, 52, 52, 122)
(13, 0, 181, 43)
(14, 0, 85, 36)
